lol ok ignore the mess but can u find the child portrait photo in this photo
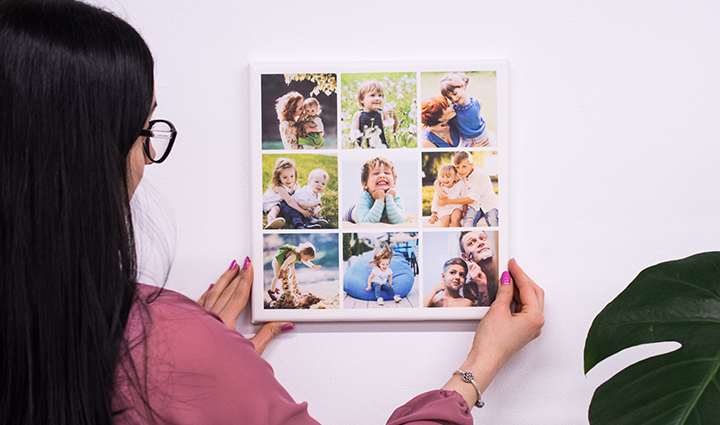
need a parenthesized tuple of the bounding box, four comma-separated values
(342, 232, 419, 309)
(422, 230, 499, 308)
(419, 71, 497, 149)
(341, 150, 419, 229)
(422, 151, 499, 228)
(340, 72, 417, 149)
(262, 153, 338, 230)
(261, 73, 337, 150)
(263, 233, 340, 310)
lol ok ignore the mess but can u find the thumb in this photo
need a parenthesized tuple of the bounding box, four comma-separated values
(490, 270, 513, 311)
(249, 322, 294, 356)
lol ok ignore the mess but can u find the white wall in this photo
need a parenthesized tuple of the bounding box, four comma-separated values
(97, 0, 720, 423)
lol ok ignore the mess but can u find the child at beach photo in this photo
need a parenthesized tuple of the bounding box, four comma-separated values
(289, 168, 330, 229)
(440, 72, 497, 147)
(268, 242, 321, 299)
(297, 98, 325, 149)
(365, 243, 402, 306)
(429, 164, 467, 227)
(350, 80, 399, 149)
(263, 157, 303, 229)
(344, 157, 406, 225)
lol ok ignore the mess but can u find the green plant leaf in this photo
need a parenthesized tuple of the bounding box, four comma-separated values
(584, 252, 720, 424)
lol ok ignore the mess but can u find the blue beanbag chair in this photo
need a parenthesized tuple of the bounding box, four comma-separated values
(343, 251, 415, 300)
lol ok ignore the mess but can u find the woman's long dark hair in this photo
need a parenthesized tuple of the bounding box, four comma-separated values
(0, 1, 154, 423)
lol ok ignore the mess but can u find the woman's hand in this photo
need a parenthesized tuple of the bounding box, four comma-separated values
(471, 138, 489, 148)
(429, 214, 438, 224)
(300, 121, 317, 137)
(197, 258, 293, 355)
(442, 259, 545, 407)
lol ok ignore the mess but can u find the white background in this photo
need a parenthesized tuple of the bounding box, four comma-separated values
(92, 0, 720, 423)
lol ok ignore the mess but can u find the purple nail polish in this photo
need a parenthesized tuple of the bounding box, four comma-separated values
(243, 256, 250, 271)
(228, 260, 237, 271)
(281, 324, 294, 331)
(208, 283, 214, 290)
(501, 271, 511, 285)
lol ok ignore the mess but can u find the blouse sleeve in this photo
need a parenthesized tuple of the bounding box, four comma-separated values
(280, 121, 299, 148)
(120, 286, 320, 424)
(385, 390, 473, 425)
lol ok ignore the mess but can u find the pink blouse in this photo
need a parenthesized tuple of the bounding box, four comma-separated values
(112, 284, 473, 424)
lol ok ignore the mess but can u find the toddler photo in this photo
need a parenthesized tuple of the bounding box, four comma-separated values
(422, 151, 499, 228)
(419, 70, 497, 149)
(340, 72, 417, 149)
(261, 73, 337, 150)
(342, 232, 419, 309)
(262, 153, 338, 230)
(341, 151, 419, 229)
(263, 233, 340, 309)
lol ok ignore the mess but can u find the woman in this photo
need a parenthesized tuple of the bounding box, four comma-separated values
(424, 258, 475, 307)
(275, 91, 304, 149)
(275, 91, 318, 150)
(0, 1, 544, 423)
(420, 96, 489, 148)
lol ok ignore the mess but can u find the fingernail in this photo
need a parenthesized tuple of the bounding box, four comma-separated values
(243, 256, 250, 271)
(208, 283, 214, 290)
(501, 271, 511, 285)
(281, 324, 294, 331)
(228, 260, 237, 271)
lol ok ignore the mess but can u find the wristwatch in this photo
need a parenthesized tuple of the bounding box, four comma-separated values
(455, 369, 485, 408)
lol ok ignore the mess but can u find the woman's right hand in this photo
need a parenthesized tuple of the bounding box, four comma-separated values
(471, 138, 490, 148)
(442, 259, 544, 407)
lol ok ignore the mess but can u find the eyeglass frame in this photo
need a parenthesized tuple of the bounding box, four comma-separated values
(139, 119, 177, 164)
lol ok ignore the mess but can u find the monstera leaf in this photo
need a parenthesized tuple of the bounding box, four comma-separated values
(584, 252, 720, 424)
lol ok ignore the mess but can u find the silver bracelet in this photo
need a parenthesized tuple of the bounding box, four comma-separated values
(454, 369, 485, 408)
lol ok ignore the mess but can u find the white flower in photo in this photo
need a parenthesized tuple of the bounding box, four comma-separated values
(408, 124, 417, 133)
(349, 129, 362, 142)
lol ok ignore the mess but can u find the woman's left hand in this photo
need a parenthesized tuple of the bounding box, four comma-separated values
(198, 258, 293, 355)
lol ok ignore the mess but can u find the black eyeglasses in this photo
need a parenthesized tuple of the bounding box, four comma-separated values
(139, 119, 177, 163)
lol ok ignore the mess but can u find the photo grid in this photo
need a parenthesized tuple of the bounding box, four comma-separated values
(255, 64, 505, 320)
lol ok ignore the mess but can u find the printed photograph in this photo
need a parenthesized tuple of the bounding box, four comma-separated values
(261, 73, 337, 150)
(342, 232, 419, 309)
(339, 72, 417, 149)
(419, 71, 497, 148)
(421, 151, 499, 228)
(341, 150, 419, 229)
(262, 153, 338, 230)
(422, 230, 499, 307)
(263, 233, 340, 309)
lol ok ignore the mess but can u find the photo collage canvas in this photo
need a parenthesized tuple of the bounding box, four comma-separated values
(250, 62, 509, 322)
